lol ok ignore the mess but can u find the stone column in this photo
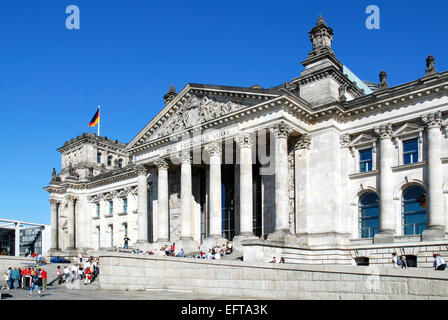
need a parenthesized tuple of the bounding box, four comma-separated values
(422, 111, 445, 240)
(268, 121, 293, 241)
(180, 151, 193, 240)
(155, 159, 169, 242)
(374, 124, 395, 243)
(294, 134, 311, 242)
(50, 199, 59, 251)
(136, 166, 149, 247)
(235, 132, 255, 238)
(14, 223, 20, 256)
(207, 143, 223, 238)
(66, 196, 76, 250)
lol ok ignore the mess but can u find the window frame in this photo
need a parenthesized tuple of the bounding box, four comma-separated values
(358, 192, 380, 239)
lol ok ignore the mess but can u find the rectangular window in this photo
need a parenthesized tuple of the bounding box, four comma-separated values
(359, 148, 373, 172)
(403, 138, 419, 164)
(109, 201, 113, 215)
(97, 152, 101, 164)
(123, 198, 128, 213)
(96, 203, 100, 217)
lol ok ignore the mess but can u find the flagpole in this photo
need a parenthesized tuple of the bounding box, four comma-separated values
(98, 105, 101, 136)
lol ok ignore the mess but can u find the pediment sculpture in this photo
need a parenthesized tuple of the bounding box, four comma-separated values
(155, 95, 247, 139)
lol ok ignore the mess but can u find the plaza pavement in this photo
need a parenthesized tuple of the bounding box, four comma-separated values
(0, 286, 251, 300)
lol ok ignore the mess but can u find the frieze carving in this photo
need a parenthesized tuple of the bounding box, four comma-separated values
(155, 95, 247, 139)
(421, 111, 442, 129)
(234, 132, 253, 148)
(294, 134, 311, 150)
(374, 123, 393, 140)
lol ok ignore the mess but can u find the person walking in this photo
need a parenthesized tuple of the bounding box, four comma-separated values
(2, 271, 10, 290)
(56, 266, 63, 285)
(6, 267, 12, 289)
(40, 268, 47, 290)
(10, 268, 20, 289)
(63, 266, 70, 283)
(123, 235, 130, 249)
(28, 269, 41, 297)
(434, 253, 447, 271)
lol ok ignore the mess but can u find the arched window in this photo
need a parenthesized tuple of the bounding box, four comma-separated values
(107, 155, 113, 166)
(402, 185, 426, 235)
(359, 192, 380, 238)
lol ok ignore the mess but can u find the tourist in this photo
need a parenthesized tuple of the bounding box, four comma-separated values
(56, 266, 63, 285)
(227, 242, 233, 254)
(270, 257, 276, 263)
(78, 264, 84, 280)
(123, 235, 131, 249)
(176, 249, 185, 257)
(78, 252, 83, 263)
(23, 267, 31, 290)
(391, 253, 399, 268)
(434, 253, 447, 271)
(10, 268, 20, 289)
(40, 268, 47, 290)
(28, 269, 41, 297)
(63, 266, 70, 282)
(279, 257, 285, 264)
(71, 264, 78, 282)
(399, 256, 408, 269)
(2, 271, 10, 290)
(6, 267, 12, 289)
(84, 266, 91, 285)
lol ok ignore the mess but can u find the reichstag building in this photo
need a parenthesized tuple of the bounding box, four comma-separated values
(45, 16, 448, 268)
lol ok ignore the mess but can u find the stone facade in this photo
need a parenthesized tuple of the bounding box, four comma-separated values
(46, 16, 448, 266)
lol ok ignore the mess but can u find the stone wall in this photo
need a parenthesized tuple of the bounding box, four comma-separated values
(243, 239, 448, 268)
(99, 252, 448, 299)
(0, 256, 35, 274)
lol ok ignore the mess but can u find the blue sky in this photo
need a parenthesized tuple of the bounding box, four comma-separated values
(0, 0, 447, 225)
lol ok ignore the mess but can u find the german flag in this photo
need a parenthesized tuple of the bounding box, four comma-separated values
(89, 108, 100, 127)
(417, 193, 426, 209)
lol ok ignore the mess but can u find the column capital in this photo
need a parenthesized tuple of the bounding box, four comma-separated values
(339, 134, 351, 148)
(66, 195, 78, 203)
(374, 123, 393, 140)
(421, 111, 442, 129)
(179, 150, 192, 164)
(154, 158, 169, 170)
(49, 198, 59, 205)
(270, 121, 293, 139)
(136, 165, 148, 176)
(205, 142, 222, 157)
(294, 134, 312, 150)
(235, 132, 253, 148)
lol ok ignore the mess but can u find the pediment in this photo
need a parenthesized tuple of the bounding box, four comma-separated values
(393, 123, 423, 137)
(350, 133, 377, 146)
(127, 87, 265, 150)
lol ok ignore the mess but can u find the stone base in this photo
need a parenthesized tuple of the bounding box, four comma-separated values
(422, 228, 445, 241)
(294, 232, 351, 247)
(374, 233, 394, 244)
(176, 237, 199, 256)
(233, 233, 259, 252)
(133, 240, 153, 252)
(267, 231, 297, 245)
